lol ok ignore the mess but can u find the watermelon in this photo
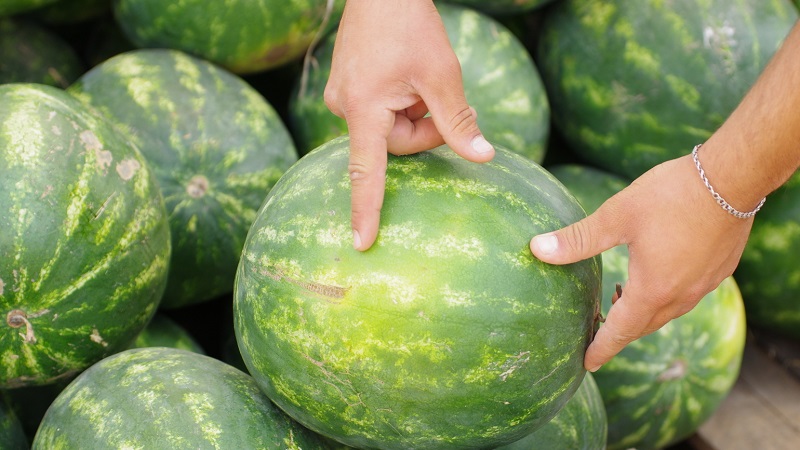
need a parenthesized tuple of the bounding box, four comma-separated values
(550, 164, 747, 450)
(69, 49, 298, 309)
(289, 2, 550, 161)
(31, 347, 331, 449)
(0, 393, 27, 450)
(0, 83, 170, 389)
(29, 0, 110, 24)
(0, 19, 84, 88)
(442, 0, 556, 16)
(112, 0, 345, 74)
(735, 170, 800, 339)
(497, 372, 607, 450)
(130, 314, 205, 354)
(234, 136, 601, 449)
(0, 0, 58, 17)
(537, 0, 797, 179)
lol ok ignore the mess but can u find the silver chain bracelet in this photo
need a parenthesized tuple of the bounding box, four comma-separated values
(691, 144, 765, 219)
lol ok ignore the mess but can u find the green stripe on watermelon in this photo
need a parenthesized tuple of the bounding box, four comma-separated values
(550, 164, 747, 450)
(69, 49, 298, 309)
(735, 170, 800, 339)
(289, 2, 550, 161)
(31, 347, 331, 449)
(234, 137, 601, 449)
(0, 83, 170, 389)
(537, 0, 798, 179)
(112, 0, 345, 74)
(497, 372, 607, 450)
(0, 19, 84, 88)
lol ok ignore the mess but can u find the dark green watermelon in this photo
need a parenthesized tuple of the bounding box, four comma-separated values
(735, 170, 800, 339)
(0, 19, 84, 87)
(234, 136, 601, 449)
(289, 2, 550, 161)
(112, 0, 345, 74)
(550, 164, 747, 450)
(32, 348, 331, 448)
(69, 49, 298, 309)
(537, 0, 797, 179)
(0, 393, 27, 450)
(130, 314, 205, 354)
(0, 0, 59, 17)
(0, 83, 170, 389)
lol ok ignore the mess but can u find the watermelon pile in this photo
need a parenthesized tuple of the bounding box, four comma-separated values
(1, 0, 798, 448)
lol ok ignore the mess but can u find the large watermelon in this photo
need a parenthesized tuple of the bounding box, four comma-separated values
(497, 372, 607, 450)
(234, 136, 601, 449)
(537, 0, 797, 179)
(31, 347, 331, 448)
(0, 83, 170, 388)
(112, 0, 345, 74)
(289, 2, 550, 161)
(69, 49, 298, 308)
(550, 164, 747, 450)
(735, 170, 800, 339)
(0, 19, 84, 88)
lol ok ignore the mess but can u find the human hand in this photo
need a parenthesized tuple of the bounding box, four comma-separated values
(530, 155, 755, 372)
(324, 0, 495, 251)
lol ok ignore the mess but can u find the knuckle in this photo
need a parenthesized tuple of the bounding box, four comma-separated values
(446, 105, 477, 135)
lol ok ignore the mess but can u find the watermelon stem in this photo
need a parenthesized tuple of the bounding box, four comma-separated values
(6, 309, 37, 343)
(298, 0, 337, 101)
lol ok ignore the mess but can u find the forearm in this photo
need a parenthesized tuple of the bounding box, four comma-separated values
(700, 21, 800, 210)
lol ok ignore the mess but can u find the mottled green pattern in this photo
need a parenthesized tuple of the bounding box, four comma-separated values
(0, 393, 28, 450)
(497, 372, 606, 450)
(538, 0, 798, 179)
(0, 0, 58, 17)
(0, 84, 170, 389)
(112, 0, 345, 74)
(32, 348, 329, 449)
(552, 164, 746, 450)
(442, 0, 556, 16)
(289, 3, 550, 161)
(69, 49, 297, 308)
(736, 170, 800, 338)
(0, 19, 84, 88)
(234, 137, 601, 449)
(131, 314, 205, 354)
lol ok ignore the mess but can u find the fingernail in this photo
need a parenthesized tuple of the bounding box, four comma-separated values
(353, 229, 362, 250)
(588, 365, 602, 373)
(532, 233, 558, 256)
(471, 135, 493, 154)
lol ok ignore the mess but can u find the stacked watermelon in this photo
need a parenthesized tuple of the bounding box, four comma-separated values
(69, 48, 298, 308)
(290, 2, 550, 161)
(0, 18, 84, 87)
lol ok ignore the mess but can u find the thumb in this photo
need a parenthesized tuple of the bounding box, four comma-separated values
(530, 206, 622, 265)
(419, 78, 495, 163)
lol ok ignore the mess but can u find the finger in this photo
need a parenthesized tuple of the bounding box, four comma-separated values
(347, 107, 394, 252)
(583, 285, 658, 372)
(386, 115, 445, 155)
(530, 201, 625, 265)
(418, 66, 494, 163)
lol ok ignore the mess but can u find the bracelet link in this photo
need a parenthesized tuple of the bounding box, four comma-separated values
(691, 144, 766, 219)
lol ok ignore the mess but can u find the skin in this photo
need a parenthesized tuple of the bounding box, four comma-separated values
(327, 2, 800, 371)
(324, 0, 495, 251)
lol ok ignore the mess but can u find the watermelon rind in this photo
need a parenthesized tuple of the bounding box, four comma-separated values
(0, 19, 84, 88)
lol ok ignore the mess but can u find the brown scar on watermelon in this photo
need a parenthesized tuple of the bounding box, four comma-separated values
(261, 268, 349, 301)
(7, 309, 39, 343)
